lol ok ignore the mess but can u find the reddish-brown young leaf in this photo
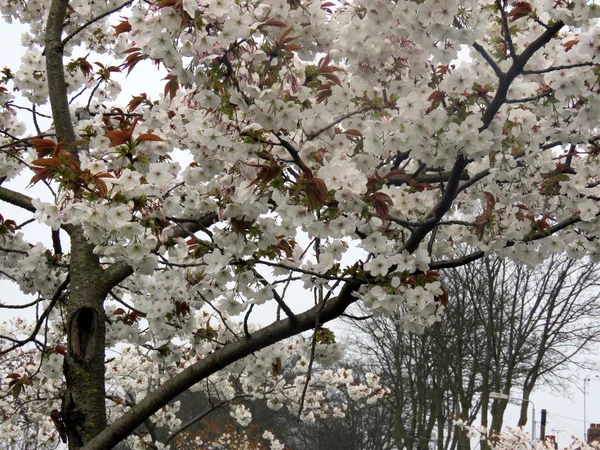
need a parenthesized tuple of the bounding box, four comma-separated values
(121, 48, 144, 75)
(283, 43, 302, 52)
(370, 191, 394, 221)
(563, 39, 579, 51)
(507, 1, 532, 21)
(11, 382, 22, 399)
(94, 178, 108, 197)
(136, 133, 164, 142)
(128, 93, 149, 112)
(29, 168, 54, 186)
(75, 57, 94, 79)
(263, 18, 288, 27)
(29, 138, 57, 157)
(54, 345, 67, 355)
(163, 74, 179, 100)
(31, 157, 62, 168)
(319, 54, 331, 69)
(112, 19, 132, 35)
(428, 89, 446, 103)
(343, 129, 363, 137)
(321, 72, 342, 86)
(104, 129, 130, 147)
(321, 1, 337, 12)
(278, 28, 294, 45)
(273, 240, 294, 258)
(156, 0, 180, 8)
(51, 141, 65, 158)
(483, 191, 496, 209)
(316, 82, 335, 103)
(304, 176, 328, 209)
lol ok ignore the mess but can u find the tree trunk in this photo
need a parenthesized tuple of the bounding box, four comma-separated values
(45, 0, 110, 446)
(62, 229, 107, 447)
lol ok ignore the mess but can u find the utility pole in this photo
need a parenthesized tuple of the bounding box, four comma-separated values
(540, 409, 547, 441)
(583, 375, 599, 442)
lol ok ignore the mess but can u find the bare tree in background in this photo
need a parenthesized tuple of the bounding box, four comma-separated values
(346, 254, 600, 450)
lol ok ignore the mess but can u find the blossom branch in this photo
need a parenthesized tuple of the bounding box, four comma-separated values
(0, 276, 69, 356)
(60, 1, 135, 48)
(251, 260, 349, 281)
(163, 395, 251, 446)
(82, 280, 363, 450)
(431, 214, 582, 270)
(305, 106, 382, 141)
(472, 42, 504, 79)
(505, 90, 552, 104)
(249, 267, 298, 324)
(497, 0, 517, 60)
(522, 61, 597, 75)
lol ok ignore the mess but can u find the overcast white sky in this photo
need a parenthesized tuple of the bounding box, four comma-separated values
(1, 11, 600, 449)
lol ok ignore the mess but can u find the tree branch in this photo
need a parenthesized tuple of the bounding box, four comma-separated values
(522, 61, 596, 75)
(0, 186, 35, 213)
(163, 395, 251, 446)
(0, 276, 69, 355)
(60, 1, 135, 48)
(82, 280, 362, 450)
(472, 42, 504, 79)
(45, 0, 78, 152)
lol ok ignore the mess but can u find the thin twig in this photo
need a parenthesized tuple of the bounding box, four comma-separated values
(199, 294, 240, 340)
(497, 0, 516, 60)
(163, 396, 251, 445)
(0, 296, 43, 310)
(252, 260, 349, 281)
(305, 106, 381, 141)
(108, 291, 147, 317)
(505, 90, 552, 104)
(243, 304, 254, 338)
(297, 292, 327, 419)
(522, 61, 596, 75)
(249, 267, 297, 324)
(0, 276, 69, 356)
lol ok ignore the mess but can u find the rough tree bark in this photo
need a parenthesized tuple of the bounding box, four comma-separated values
(45, 0, 108, 446)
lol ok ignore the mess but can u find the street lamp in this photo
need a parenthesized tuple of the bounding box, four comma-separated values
(583, 375, 600, 442)
(489, 392, 536, 440)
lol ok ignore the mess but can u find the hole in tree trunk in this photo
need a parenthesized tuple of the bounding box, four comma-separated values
(71, 307, 98, 364)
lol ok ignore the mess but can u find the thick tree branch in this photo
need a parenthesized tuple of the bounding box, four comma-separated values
(0, 186, 35, 213)
(403, 155, 468, 253)
(403, 22, 566, 255)
(82, 280, 362, 450)
(45, 0, 78, 151)
(480, 21, 564, 130)
(472, 42, 503, 79)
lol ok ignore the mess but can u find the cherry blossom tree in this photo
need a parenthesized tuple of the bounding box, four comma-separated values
(0, 0, 599, 449)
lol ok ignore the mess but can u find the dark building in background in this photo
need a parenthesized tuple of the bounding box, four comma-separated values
(588, 423, 600, 444)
